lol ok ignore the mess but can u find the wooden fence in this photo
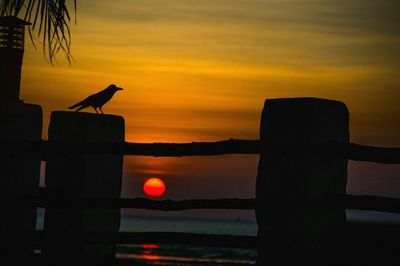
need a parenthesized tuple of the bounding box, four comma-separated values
(1, 98, 400, 266)
(17, 138, 400, 163)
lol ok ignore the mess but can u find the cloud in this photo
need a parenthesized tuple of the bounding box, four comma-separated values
(67, 0, 400, 73)
(77, 0, 400, 33)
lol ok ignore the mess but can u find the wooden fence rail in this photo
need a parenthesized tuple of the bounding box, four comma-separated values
(32, 231, 257, 249)
(24, 223, 400, 249)
(18, 139, 259, 157)
(16, 139, 400, 163)
(327, 193, 400, 214)
(4, 191, 400, 214)
(19, 196, 256, 210)
(319, 141, 400, 164)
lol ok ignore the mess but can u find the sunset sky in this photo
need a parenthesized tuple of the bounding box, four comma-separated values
(20, 0, 399, 219)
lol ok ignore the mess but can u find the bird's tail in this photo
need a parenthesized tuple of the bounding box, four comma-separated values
(68, 102, 81, 109)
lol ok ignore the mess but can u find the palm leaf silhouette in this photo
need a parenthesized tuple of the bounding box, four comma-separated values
(0, 0, 77, 64)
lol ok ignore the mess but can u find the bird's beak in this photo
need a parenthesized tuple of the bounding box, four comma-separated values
(118, 87, 123, 91)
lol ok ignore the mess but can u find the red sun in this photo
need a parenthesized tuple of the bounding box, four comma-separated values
(143, 178, 166, 198)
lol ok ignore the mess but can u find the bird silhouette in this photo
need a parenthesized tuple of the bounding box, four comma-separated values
(68, 84, 123, 114)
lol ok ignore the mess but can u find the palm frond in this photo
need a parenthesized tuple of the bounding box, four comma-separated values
(0, 0, 77, 64)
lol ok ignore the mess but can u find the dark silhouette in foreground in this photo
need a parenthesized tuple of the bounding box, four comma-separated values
(68, 84, 123, 114)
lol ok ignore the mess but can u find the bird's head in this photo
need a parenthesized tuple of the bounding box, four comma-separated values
(108, 84, 124, 91)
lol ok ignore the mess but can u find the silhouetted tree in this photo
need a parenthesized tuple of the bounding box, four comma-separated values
(0, 0, 76, 63)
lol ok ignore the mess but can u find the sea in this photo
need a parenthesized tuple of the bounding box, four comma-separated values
(36, 210, 400, 265)
(118, 215, 258, 265)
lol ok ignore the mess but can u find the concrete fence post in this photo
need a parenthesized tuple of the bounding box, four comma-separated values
(43, 111, 124, 266)
(0, 103, 42, 265)
(255, 98, 349, 265)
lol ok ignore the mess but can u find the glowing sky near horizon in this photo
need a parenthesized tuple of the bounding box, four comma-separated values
(21, 0, 400, 215)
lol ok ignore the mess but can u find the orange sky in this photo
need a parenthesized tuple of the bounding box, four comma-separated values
(21, 0, 400, 219)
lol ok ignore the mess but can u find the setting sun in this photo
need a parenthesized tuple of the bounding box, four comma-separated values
(143, 178, 166, 198)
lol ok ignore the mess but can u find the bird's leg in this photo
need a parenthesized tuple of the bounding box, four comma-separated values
(100, 106, 104, 114)
(93, 106, 99, 114)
